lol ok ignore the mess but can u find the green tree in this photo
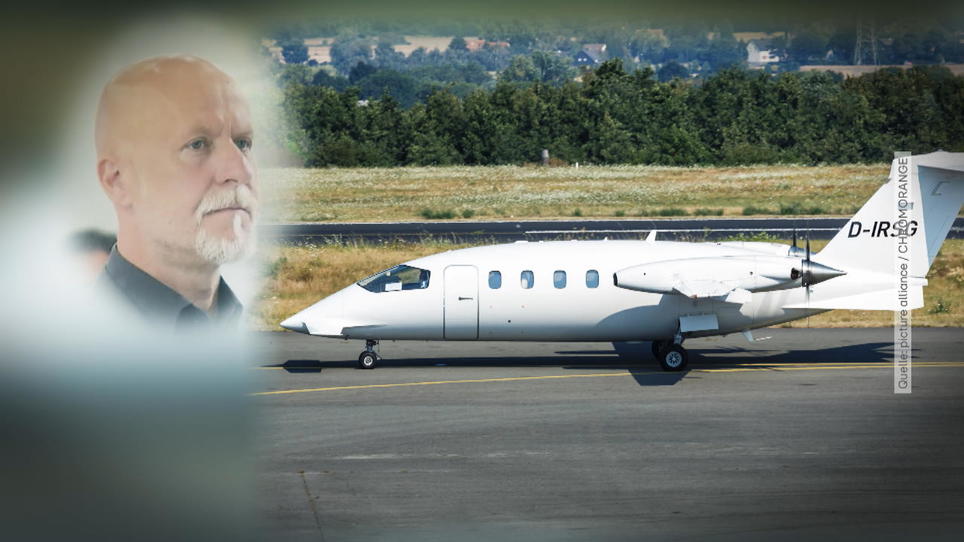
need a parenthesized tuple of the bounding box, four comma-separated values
(500, 55, 539, 83)
(280, 39, 308, 64)
(349, 62, 377, 83)
(330, 37, 373, 75)
(530, 52, 577, 86)
(358, 70, 422, 107)
(449, 36, 468, 52)
(657, 62, 689, 82)
(788, 31, 829, 64)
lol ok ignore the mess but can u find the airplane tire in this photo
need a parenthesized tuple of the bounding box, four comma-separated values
(658, 345, 688, 372)
(358, 352, 378, 370)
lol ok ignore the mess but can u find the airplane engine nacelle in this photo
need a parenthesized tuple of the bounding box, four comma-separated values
(613, 256, 825, 297)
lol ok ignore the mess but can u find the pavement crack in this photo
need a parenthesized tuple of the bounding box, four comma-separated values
(299, 470, 326, 541)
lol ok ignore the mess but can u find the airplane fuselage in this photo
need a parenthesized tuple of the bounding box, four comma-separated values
(284, 240, 828, 343)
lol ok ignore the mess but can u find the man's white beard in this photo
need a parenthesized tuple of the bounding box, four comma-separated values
(195, 214, 255, 265)
(193, 185, 257, 265)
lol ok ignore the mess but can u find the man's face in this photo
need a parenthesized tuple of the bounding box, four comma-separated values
(118, 62, 258, 266)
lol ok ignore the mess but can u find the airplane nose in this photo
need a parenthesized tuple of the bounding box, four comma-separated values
(279, 315, 309, 334)
(279, 287, 354, 337)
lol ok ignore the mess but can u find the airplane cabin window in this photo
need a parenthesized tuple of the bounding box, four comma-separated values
(489, 270, 502, 289)
(357, 264, 431, 293)
(521, 270, 534, 289)
(586, 269, 600, 288)
(553, 270, 567, 289)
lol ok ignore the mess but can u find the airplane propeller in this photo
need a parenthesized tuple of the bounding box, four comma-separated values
(789, 232, 846, 304)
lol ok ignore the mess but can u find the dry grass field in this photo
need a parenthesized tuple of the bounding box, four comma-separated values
(260, 164, 890, 223)
(249, 239, 964, 331)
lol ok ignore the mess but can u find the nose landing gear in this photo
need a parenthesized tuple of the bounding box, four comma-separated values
(357, 339, 379, 369)
(651, 326, 688, 372)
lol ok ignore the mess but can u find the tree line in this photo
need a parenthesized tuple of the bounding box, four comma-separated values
(282, 60, 964, 167)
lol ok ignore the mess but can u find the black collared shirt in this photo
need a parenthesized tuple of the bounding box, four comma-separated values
(99, 246, 243, 330)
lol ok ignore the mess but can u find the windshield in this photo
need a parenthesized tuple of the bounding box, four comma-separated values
(357, 264, 431, 293)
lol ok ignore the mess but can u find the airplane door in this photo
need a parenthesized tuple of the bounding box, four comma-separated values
(444, 265, 479, 339)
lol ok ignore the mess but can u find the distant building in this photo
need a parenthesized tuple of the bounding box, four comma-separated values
(746, 39, 782, 67)
(464, 38, 486, 51)
(574, 43, 607, 66)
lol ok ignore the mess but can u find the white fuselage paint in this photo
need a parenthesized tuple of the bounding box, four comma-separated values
(284, 240, 830, 343)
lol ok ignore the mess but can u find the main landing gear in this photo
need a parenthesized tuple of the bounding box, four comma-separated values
(651, 329, 688, 372)
(357, 339, 379, 369)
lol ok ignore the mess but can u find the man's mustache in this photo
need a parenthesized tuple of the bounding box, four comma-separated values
(195, 185, 257, 223)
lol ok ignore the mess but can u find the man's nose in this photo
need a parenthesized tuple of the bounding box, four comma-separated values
(214, 138, 254, 186)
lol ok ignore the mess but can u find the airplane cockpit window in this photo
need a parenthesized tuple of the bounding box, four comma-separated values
(553, 270, 567, 289)
(358, 265, 431, 293)
(520, 270, 534, 289)
(488, 270, 502, 289)
(586, 269, 599, 288)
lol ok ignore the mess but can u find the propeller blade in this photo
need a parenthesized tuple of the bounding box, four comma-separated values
(792, 229, 797, 249)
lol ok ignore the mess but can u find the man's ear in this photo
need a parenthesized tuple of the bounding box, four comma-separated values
(97, 157, 133, 208)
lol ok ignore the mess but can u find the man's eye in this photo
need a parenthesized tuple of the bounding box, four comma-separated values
(187, 138, 208, 151)
(235, 138, 252, 152)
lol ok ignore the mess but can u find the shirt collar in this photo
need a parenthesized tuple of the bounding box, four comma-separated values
(100, 246, 242, 329)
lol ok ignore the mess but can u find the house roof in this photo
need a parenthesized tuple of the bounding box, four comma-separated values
(581, 43, 607, 62)
(583, 43, 607, 55)
(464, 38, 486, 51)
(748, 38, 780, 50)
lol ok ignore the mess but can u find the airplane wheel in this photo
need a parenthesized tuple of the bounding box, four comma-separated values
(658, 345, 688, 372)
(651, 340, 669, 359)
(357, 351, 378, 370)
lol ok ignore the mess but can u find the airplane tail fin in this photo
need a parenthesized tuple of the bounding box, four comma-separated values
(783, 152, 963, 311)
(817, 151, 964, 279)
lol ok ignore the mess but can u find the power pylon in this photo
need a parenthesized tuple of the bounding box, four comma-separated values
(853, 18, 879, 66)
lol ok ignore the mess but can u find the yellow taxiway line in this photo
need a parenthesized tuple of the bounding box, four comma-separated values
(252, 361, 964, 396)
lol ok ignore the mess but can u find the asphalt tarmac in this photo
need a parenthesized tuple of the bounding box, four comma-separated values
(253, 328, 964, 541)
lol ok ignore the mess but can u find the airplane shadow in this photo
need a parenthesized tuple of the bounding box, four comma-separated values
(562, 341, 899, 365)
(278, 360, 324, 373)
(268, 341, 907, 387)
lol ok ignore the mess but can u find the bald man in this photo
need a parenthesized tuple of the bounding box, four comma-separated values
(95, 56, 258, 329)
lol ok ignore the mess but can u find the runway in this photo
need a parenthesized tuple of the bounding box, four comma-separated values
(261, 217, 964, 244)
(254, 328, 964, 541)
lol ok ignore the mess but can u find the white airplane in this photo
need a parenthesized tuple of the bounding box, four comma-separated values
(281, 152, 964, 371)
